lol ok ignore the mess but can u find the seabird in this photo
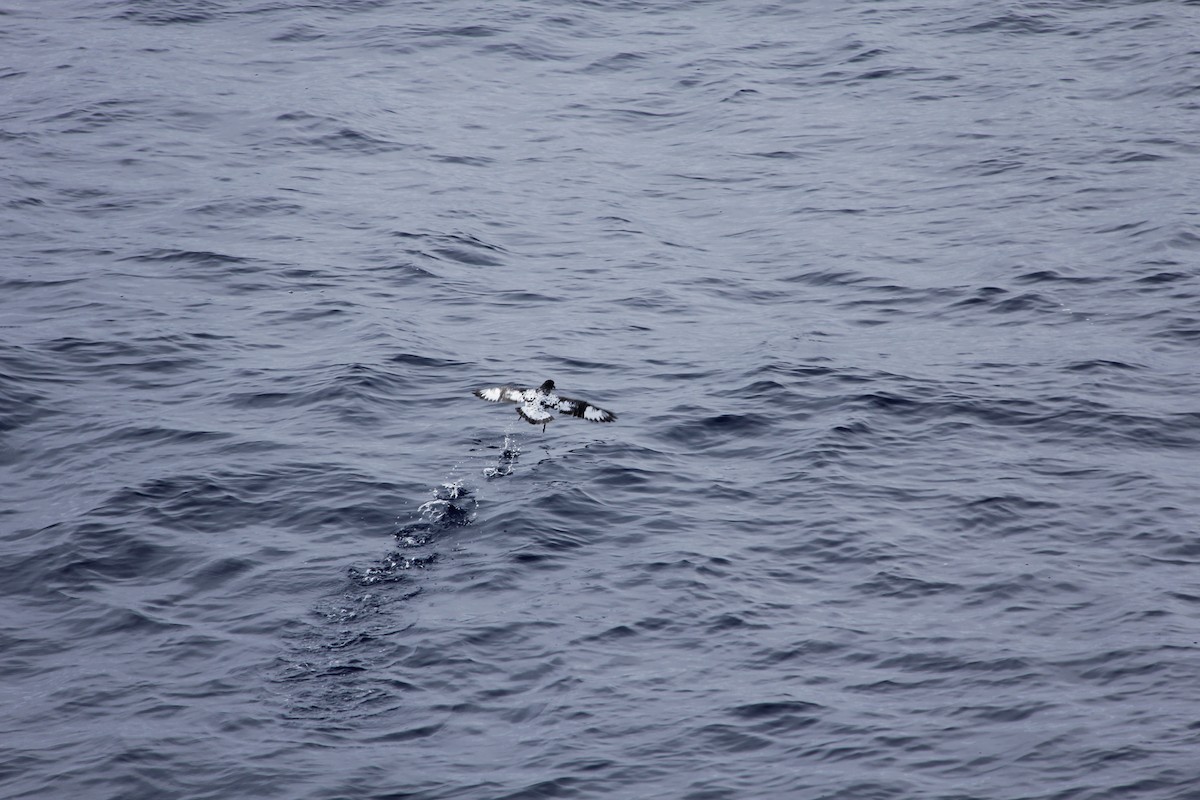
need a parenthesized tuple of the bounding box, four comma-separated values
(473, 379, 616, 431)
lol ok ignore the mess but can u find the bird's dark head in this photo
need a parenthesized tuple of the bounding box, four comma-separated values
(538, 380, 556, 393)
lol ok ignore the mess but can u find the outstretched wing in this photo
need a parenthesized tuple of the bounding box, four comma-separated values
(556, 396, 616, 423)
(517, 403, 554, 425)
(474, 386, 529, 404)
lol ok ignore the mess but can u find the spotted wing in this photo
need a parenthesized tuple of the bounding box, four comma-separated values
(474, 386, 529, 404)
(517, 403, 554, 425)
(557, 396, 616, 423)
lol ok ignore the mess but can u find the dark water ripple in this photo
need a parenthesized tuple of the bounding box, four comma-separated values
(5, 0, 1200, 799)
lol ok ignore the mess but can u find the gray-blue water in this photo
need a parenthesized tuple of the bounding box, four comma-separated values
(3, 1, 1200, 798)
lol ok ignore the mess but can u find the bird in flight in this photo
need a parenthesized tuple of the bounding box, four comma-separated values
(473, 380, 616, 431)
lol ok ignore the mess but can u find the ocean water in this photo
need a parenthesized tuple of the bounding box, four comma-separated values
(3, 1, 1200, 798)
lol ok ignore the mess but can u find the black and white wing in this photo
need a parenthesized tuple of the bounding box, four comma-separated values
(474, 386, 530, 404)
(556, 396, 617, 423)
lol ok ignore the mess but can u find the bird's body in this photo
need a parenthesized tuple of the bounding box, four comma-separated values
(473, 380, 616, 431)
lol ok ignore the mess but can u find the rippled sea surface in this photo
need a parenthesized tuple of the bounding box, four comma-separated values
(4, 1, 1200, 798)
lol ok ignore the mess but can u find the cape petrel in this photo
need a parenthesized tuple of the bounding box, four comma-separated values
(473, 380, 616, 431)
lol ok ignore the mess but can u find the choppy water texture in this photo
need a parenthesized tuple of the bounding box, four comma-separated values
(4, 1, 1200, 798)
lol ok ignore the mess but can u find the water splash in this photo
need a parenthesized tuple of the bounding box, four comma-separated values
(347, 430, 518, 587)
(414, 480, 477, 529)
(483, 431, 521, 479)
